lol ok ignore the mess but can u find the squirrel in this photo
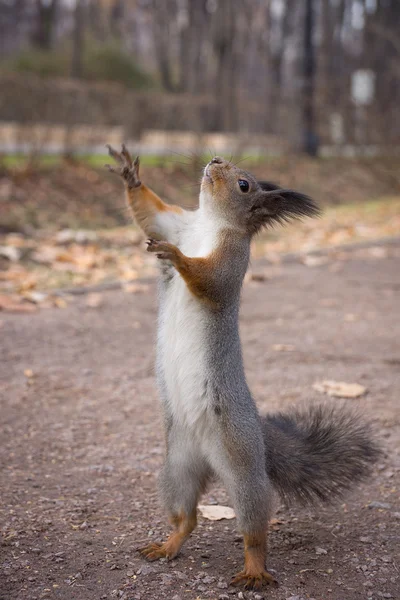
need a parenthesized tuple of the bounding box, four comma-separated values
(106, 145, 380, 590)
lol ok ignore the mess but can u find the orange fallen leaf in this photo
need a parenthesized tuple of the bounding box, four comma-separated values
(53, 297, 68, 309)
(272, 344, 295, 352)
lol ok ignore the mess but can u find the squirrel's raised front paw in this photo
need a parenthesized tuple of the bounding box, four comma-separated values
(146, 239, 180, 263)
(105, 144, 141, 189)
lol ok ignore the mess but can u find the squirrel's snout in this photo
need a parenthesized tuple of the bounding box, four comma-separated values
(210, 156, 224, 165)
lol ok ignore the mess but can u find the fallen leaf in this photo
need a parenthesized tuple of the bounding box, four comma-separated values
(368, 246, 388, 258)
(250, 272, 268, 282)
(313, 380, 367, 398)
(344, 313, 358, 322)
(269, 518, 285, 530)
(53, 297, 68, 309)
(0, 246, 21, 262)
(31, 245, 60, 265)
(0, 294, 37, 313)
(123, 283, 149, 294)
(302, 255, 329, 267)
(272, 344, 295, 352)
(85, 293, 103, 308)
(198, 505, 235, 521)
(23, 291, 48, 304)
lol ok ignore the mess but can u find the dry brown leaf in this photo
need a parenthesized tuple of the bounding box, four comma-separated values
(269, 518, 285, 530)
(0, 245, 21, 262)
(313, 380, 367, 399)
(0, 294, 37, 313)
(123, 283, 149, 294)
(302, 255, 329, 268)
(53, 297, 68, 309)
(344, 313, 358, 322)
(85, 293, 103, 308)
(23, 291, 48, 304)
(272, 344, 295, 352)
(31, 245, 60, 265)
(250, 272, 268, 282)
(198, 505, 235, 521)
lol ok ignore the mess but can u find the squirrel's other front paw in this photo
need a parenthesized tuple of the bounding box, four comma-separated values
(105, 144, 141, 189)
(146, 239, 180, 263)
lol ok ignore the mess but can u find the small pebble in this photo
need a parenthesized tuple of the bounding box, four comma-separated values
(217, 581, 228, 589)
(368, 502, 391, 510)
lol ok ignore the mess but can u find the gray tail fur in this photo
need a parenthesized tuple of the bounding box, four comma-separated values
(262, 404, 381, 505)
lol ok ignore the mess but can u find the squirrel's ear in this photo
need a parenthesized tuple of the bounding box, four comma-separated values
(248, 184, 320, 234)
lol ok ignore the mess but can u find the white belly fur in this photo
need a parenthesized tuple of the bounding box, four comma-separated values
(158, 214, 220, 431)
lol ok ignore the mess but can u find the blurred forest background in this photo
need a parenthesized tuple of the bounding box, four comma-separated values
(0, 0, 400, 150)
(0, 0, 399, 310)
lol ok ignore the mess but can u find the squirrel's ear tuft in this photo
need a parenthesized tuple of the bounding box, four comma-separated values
(249, 183, 320, 234)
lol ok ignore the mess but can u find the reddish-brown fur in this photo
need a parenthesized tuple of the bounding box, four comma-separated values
(139, 510, 197, 561)
(231, 531, 277, 589)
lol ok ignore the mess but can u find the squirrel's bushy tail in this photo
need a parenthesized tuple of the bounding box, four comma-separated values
(262, 404, 381, 505)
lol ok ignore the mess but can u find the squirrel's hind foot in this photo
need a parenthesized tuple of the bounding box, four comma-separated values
(139, 542, 170, 561)
(231, 569, 278, 590)
(139, 535, 183, 561)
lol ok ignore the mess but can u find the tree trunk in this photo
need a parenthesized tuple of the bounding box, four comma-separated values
(213, 0, 238, 131)
(71, 0, 85, 78)
(302, 0, 318, 156)
(32, 0, 58, 50)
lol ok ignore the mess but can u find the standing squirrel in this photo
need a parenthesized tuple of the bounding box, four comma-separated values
(106, 146, 380, 589)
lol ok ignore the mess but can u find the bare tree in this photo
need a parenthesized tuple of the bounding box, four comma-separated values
(302, 0, 318, 155)
(71, 0, 86, 78)
(32, 0, 59, 50)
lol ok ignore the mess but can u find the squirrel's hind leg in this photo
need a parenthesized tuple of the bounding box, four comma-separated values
(231, 531, 278, 589)
(209, 433, 278, 588)
(139, 509, 197, 561)
(139, 437, 210, 561)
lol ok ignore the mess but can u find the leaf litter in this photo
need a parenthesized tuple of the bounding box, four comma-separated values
(1, 160, 399, 312)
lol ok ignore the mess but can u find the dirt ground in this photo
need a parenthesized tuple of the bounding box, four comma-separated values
(1, 241, 399, 600)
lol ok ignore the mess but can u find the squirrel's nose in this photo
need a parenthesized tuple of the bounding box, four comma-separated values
(210, 156, 224, 165)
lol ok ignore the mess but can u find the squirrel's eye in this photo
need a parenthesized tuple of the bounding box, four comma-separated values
(238, 179, 249, 193)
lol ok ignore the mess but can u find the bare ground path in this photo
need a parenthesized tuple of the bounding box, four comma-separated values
(1, 243, 399, 600)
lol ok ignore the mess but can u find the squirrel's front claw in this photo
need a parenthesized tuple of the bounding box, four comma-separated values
(146, 239, 178, 262)
(105, 144, 141, 188)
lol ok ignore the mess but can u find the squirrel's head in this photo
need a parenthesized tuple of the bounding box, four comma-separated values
(200, 156, 320, 235)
